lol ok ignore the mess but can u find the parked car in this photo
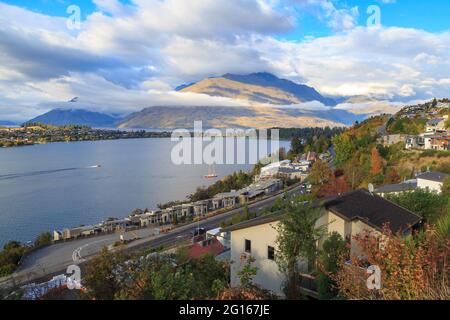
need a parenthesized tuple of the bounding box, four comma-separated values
(191, 227, 206, 237)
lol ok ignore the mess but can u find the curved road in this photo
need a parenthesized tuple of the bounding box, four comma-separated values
(0, 184, 304, 289)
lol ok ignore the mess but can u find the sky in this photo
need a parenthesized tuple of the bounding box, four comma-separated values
(0, 0, 449, 121)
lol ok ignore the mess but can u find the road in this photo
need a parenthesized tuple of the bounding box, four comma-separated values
(0, 184, 304, 289)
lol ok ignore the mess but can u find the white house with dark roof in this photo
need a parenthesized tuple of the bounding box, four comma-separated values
(426, 117, 447, 133)
(416, 172, 449, 193)
(374, 180, 417, 197)
(224, 189, 423, 297)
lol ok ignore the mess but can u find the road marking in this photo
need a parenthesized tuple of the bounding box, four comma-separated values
(72, 239, 111, 263)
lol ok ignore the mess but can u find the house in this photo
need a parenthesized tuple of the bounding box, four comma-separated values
(160, 208, 174, 224)
(186, 237, 226, 259)
(260, 160, 291, 178)
(239, 179, 283, 203)
(139, 210, 162, 226)
(213, 191, 239, 209)
(62, 225, 101, 240)
(426, 117, 447, 133)
(277, 167, 304, 180)
(374, 180, 417, 197)
(405, 135, 425, 150)
(193, 200, 210, 216)
(416, 172, 449, 193)
(101, 218, 131, 232)
(429, 135, 450, 151)
(292, 160, 311, 172)
(53, 230, 62, 241)
(128, 214, 144, 226)
(379, 134, 407, 147)
(224, 189, 422, 297)
(181, 204, 194, 217)
(172, 205, 183, 218)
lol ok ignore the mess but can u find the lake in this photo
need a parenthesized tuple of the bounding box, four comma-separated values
(0, 138, 289, 246)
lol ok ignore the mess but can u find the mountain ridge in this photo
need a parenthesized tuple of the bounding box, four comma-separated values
(26, 108, 120, 128)
(178, 72, 338, 106)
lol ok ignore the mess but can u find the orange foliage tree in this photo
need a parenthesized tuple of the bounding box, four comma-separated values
(333, 225, 449, 300)
(370, 147, 384, 176)
(317, 175, 351, 198)
(385, 168, 401, 184)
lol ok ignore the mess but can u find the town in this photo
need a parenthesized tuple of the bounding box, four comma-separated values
(0, 124, 172, 147)
(52, 153, 325, 242)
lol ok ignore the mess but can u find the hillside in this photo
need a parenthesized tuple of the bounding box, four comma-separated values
(26, 109, 119, 128)
(386, 98, 450, 135)
(178, 72, 337, 106)
(117, 105, 363, 129)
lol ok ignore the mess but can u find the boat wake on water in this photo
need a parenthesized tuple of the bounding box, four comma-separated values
(0, 165, 101, 181)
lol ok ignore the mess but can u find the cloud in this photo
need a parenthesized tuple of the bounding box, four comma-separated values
(0, 1, 449, 122)
(293, 0, 359, 32)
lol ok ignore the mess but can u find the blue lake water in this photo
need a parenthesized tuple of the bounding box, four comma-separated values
(0, 138, 289, 246)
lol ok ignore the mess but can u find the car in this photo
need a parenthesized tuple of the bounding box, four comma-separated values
(191, 227, 206, 237)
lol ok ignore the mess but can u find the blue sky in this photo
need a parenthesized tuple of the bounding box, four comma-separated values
(0, 0, 449, 121)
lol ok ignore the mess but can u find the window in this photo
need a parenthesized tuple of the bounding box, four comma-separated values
(268, 246, 275, 260)
(244, 239, 251, 253)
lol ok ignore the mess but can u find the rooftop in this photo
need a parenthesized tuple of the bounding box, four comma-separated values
(427, 118, 445, 125)
(187, 237, 225, 259)
(324, 189, 423, 233)
(374, 180, 417, 193)
(224, 189, 423, 234)
(417, 171, 449, 183)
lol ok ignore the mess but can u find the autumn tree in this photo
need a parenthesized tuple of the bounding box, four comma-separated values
(309, 160, 332, 186)
(333, 226, 449, 300)
(384, 168, 401, 184)
(316, 175, 350, 199)
(370, 147, 384, 176)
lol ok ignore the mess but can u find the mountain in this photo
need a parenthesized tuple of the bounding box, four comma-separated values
(26, 109, 120, 127)
(117, 105, 364, 129)
(177, 72, 337, 106)
(0, 120, 17, 126)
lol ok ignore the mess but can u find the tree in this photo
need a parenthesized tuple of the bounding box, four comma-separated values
(317, 175, 350, 198)
(317, 233, 349, 300)
(237, 255, 258, 288)
(291, 137, 303, 155)
(386, 189, 448, 223)
(34, 232, 52, 247)
(332, 134, 353, 167)
(0, 241, 27, 277)
(384, 168, 401, 184)
(370, 147, 383, 176)
(83, 248, 125, 300)
(333, 226, 449, 300)
(276, 201, 326, 299)
(442, 177, 450, 196)
(309, 160, 332, 186)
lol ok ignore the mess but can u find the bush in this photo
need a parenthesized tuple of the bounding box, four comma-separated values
(34, 232, 52, 247)
(386, 189, 448, 223)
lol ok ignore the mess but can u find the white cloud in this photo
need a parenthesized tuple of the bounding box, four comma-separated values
(0, 1, 449, 122)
